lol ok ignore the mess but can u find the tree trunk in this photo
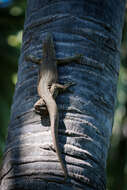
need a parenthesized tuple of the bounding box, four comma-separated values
(0, 0, 126, 189)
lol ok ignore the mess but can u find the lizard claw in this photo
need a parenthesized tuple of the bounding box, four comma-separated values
(74, 54, 83, 64)
(49, 144, 56, 152)
(64, 81, 76, 88)
(61, 82, 76, 94)
(67, 81, 76, 86)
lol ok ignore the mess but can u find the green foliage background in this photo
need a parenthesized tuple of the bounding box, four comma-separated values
(0, 1, 127, 189)
(0, 0, 26, 160)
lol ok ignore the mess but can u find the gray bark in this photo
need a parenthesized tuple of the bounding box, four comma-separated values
(0, 0, 126, 189)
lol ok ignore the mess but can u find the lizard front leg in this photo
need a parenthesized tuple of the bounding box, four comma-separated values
(57, 54, 83, 65)
(25, 55, 42, 64)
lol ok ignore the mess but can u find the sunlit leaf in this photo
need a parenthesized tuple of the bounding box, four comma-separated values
(10, 6, 23, 16)
(7, 30, 23, 47)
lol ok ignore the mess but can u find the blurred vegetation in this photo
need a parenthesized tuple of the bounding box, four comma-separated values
(0, 0, 26, 161)
(0, 1, 127, 189)
(107, 11, 127, 190)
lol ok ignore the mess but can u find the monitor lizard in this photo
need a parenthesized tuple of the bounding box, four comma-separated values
(25, 33, 82, 181)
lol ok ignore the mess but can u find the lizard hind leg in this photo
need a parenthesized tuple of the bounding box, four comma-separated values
(34, 98, 47, 115)
(50, 82, 76, 97)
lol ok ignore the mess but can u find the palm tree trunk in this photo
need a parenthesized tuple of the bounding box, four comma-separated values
(0, 0, 126, 189)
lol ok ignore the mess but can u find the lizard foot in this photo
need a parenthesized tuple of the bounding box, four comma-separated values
(61, 81, 76, 93)
(34, 98, 48, 115)
(34, 106, 48, 115)
(49, 143, 56, 152)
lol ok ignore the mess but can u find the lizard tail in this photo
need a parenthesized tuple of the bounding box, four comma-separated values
(43, 93, 67, 181)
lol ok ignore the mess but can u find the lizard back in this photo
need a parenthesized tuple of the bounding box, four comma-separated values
(38, 33, 58, 97)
